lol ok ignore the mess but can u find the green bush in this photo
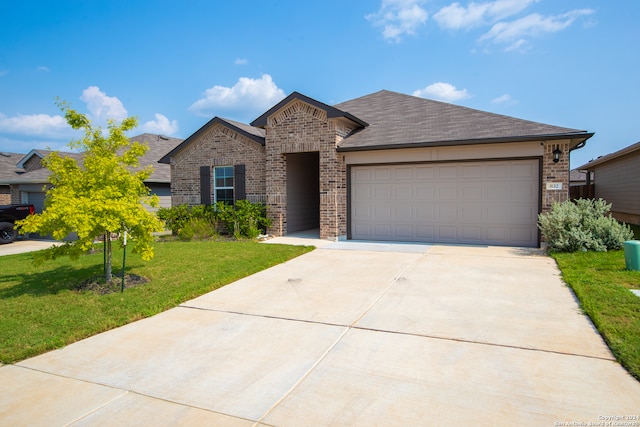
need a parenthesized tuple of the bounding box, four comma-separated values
(178, 218, 219, 241)
(538, 198, 634, 252)
(215, 200, 270, 239)
(157, 201, 270, 240)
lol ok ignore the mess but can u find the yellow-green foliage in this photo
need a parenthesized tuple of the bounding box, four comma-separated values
(17, 100, 164, 267)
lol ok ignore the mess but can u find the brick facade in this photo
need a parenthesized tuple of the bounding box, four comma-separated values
(542, 141, 570, 212)
(264, 100, 356, 240)
(22, 155, 44, 172)
(166, 92, 587, 245)
(169, 123, 266, 206)
(0, 186, 10, 205)
(10, 185, 21, 205)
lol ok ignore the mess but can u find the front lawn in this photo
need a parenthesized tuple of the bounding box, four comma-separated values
(0, 241, 312, 363)
(552, 250, 640, 380)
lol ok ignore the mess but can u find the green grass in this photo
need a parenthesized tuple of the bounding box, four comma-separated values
(551, 250, 640, 380)
(0, 241, 313, 363)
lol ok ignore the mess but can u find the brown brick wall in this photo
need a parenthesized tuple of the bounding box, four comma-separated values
(23, 155, 44, 172)
(169, 123, 266, 206)
(10, 185, 21, 205)
(265, 100, 356, 239)
(542, 141, 570, 212)
(0, 186, 10, 205)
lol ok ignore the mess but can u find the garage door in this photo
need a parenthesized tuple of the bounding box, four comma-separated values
(350, 159, 540, 247)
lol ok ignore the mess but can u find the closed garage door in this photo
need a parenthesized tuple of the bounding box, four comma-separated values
(350, 159, 540, 247)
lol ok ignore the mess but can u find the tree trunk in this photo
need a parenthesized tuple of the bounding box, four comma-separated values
(105, 233, 112, 282)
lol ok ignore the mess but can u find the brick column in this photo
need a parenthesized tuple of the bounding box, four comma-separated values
(541, 141, 570, 212)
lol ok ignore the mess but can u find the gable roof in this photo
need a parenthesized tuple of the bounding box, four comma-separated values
(0, 151, 26, 181)
(159, 117, 264, 164)
(335, 90, 592, 151)
(250, 91, 368, 128)
(576, 141, 640, 171)
(2, 134, 181, 185)
(17, 149, 84, 169)
(128, 133, 183, 182)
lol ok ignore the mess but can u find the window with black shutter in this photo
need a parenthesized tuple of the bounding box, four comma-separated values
(234, 164, 246, 202)
(214, 166, 234, 205)
(200, 166, 211, 205)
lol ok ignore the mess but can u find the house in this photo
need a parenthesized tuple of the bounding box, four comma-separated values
(160, 90, 593, 247)
(570, 169, 590, 187)
(577, 141, 640, 225)
(0, 133, 183, 213)
(568, 168, 594, 200)
(0, 152, 26, 205)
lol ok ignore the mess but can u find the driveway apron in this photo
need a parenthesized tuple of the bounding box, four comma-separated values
(1, 242, 639, 426)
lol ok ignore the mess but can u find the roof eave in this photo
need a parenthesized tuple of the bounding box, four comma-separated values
(159, 117, 264, 164)
(251, 91, 368, 129)
(576, 140, 640, 170)
(337, 132, 594, 152)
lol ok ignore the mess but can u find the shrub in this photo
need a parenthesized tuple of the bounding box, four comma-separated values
(215, 200, 270, 239)
(538, 198, 634, 252)
(157, 201, 270, 240)
(178, 218, 218, 241)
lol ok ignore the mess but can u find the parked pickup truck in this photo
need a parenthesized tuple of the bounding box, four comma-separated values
(0, 204, 35, 244)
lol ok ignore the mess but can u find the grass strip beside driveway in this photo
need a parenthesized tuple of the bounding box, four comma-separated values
(552, 250, 640, 380)
(0, 241, 312, 364)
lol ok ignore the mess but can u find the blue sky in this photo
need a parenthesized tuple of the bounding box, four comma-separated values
(0, 0, 637, 169)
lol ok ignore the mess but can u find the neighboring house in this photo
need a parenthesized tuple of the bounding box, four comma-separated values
(0, 152, 26, 205)
(160, 90, 593, 247)
(577, 141, 640, 225)
(569, 168, 594, 200)
(0, 133, 183, 214)
(569, 169, 590, 186)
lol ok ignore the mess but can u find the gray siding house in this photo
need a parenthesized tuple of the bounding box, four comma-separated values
(577, 141, 640, 225)
(160, 90, 593, 248)
(0, 134, 182, 214)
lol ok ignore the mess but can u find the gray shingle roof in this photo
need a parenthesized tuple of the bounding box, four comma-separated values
(2, 134, 182, 185)
(335, 90, 591, 151)
(128, 133, 184, 182)
(0, 152, 26, 180)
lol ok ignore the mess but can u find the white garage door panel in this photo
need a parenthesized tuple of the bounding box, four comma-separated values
(350, 159, 539, 247)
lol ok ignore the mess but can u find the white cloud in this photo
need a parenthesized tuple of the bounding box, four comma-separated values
(140, 113, 179, 135)
(0, 112, 71, 136)
(80, 86, 128, 122)
(37, 66, 50, 72)
(189, 74, 286, 117)
(0, 70, 8, 77)
(434, 0, 537, 30)
(492, 94, 512, 104)
(234, 58, 248, 65)
(480, 9, 594, 50)
(366, 0, 428, 42)
(413, 82, 470, 102)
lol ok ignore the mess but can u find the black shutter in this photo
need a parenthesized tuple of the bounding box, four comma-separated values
(234, 164, 246, 202)
(200, 166, 211, 205)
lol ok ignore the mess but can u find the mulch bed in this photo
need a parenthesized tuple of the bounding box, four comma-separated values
(75, 274, 149, 295)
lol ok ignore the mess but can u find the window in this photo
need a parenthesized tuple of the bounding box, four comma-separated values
(214, 166, 234, 205)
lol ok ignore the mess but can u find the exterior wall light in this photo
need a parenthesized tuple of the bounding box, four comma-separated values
(552, 147, 562, 163)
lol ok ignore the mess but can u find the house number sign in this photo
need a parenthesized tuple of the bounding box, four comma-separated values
(546, 182, 563, 190)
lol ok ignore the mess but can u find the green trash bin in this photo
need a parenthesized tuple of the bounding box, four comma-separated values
(624, 240, 640, 271)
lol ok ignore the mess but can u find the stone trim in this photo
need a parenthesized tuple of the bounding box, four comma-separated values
(268, 100, 328, 127)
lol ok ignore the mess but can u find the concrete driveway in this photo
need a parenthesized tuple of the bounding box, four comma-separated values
(1, 240, 639, 426)
(0, 238, 61, 256)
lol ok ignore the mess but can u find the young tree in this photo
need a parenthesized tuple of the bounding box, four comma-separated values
(17, 100, 164, 282)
